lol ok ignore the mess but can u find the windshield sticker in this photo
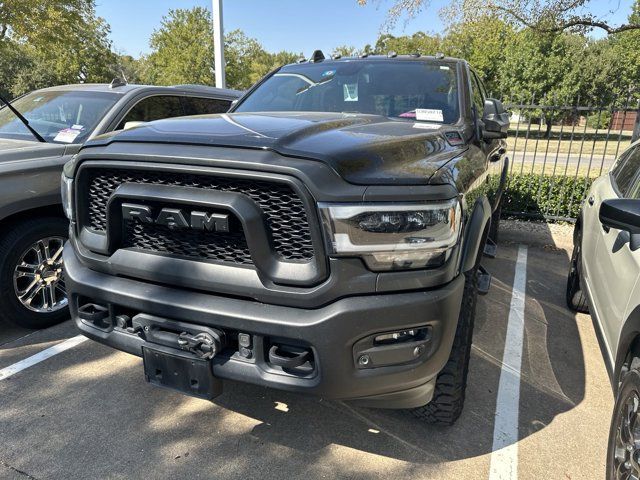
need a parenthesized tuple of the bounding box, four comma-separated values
(413, 123, 440, 129)
(321, 69, 336, 78)
(343, 83, 358, 102)
(53, 128, 81, 143)
(415, 108, 444, 122)
(71, 124, 84, 130)
(440, 66, 450, 70)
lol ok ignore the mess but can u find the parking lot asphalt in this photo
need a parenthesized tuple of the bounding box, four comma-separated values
(0, 224, 613, 480)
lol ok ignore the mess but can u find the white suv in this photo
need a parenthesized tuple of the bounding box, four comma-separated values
(566, 140, 640, 480)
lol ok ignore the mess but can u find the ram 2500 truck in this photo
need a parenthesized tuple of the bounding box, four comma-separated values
(62, 53, 509, 425)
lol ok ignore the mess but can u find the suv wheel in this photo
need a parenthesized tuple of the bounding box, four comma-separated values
(0, 217, 69, 329)
(410, 268, 478, 425)
(607, 368, 640, 480)
(566, 235, 589, 313)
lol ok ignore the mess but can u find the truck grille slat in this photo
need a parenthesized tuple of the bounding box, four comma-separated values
(84, 168, 314, 264)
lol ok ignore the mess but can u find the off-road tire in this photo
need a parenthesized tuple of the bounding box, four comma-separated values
(0, 217, 69, 329)
(566, 236, 589, 313)
(411, 269, 478, 425)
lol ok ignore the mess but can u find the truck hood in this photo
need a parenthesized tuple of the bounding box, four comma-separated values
(0, 137, 67, 162)
(86, 112, 467, 184)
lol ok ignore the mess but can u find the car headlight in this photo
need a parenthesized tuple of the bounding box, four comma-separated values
(319, 199, 461, 271)
(61, 173, 74, 220)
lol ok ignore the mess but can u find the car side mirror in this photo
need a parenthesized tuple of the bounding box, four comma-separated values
(600, 199, 640, 250)
(481, 98, 509, 141)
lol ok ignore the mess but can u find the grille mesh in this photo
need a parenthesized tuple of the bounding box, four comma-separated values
(84, 168, 314, 262)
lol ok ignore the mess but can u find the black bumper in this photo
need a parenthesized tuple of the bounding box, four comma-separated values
(64, 246, 465, 408)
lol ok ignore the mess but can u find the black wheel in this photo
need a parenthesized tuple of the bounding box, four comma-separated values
(0, 217, 69, 329)
(411, 269, 478, 425)
(566, 236, 589, 313)
(607, 367, 640, 480)
(489, 198, 502, 244)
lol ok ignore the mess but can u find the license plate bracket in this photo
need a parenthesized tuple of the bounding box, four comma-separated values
(142, 346, 222, 400)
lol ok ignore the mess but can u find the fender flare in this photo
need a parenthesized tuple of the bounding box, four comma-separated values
(613, 305, 640, 394)
(460, 196, 491, 273)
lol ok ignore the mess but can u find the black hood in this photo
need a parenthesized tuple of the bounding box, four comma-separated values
(86, 112, 466, 184)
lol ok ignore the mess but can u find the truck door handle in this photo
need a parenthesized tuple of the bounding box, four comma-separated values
(588, 196, 595, 206)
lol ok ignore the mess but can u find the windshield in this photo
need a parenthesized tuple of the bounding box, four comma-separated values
(235, 60, 460, 123)
(0, 90, 120, 144)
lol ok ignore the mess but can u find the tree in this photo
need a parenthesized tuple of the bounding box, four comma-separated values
(0, 0, 118, 97)
(142, 7, 215, 86)
(357, 0, 640, 35)
(142, 9, 300, 90)
(441, 16, 514, 94)
(373, 32, 441, 55)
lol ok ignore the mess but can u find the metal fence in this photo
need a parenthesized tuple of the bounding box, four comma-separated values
(498, 94, 640, 221)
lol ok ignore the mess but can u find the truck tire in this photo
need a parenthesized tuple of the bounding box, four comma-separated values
(606, 366, 640, 480)
(0, 217, 69, 329)
(566, 236, 589, 313)
(411, 269, 478, 425)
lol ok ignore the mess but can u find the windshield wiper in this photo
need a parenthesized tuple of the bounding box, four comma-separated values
(0, 93, 46, 143)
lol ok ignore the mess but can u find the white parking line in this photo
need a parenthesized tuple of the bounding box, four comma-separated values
(0, 334, 87, 381)
(489, 245, 528, 480)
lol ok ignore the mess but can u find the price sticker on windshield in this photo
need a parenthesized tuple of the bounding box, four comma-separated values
(53, 128, 81, 143)
(415, 109, 444, 122)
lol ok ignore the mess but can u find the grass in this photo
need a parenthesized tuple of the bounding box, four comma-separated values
(507, 125, 634, 156)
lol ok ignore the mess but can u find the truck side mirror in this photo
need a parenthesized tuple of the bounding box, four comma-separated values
(481, 98, 510, 141)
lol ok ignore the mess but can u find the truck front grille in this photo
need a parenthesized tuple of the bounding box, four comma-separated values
(85, 168, 315, 263)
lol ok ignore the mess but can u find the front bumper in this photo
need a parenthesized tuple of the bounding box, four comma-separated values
(64, 246, 465, 408)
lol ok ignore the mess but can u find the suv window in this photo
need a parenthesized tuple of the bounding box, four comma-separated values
(611, 145, 640, 196)
(117, 95, 184, 130)
(183, 97, 231, 115)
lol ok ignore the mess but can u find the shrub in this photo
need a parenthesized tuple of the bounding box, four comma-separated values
(503, 173, 593, 219)
(586, 111, 611, 130)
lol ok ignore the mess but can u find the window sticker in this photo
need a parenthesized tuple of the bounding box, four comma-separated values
(343, 83, 358, 102)
(413, 123, 440, 130)
(415, 108, 444, 122)
(440, 66, 450, 70)
(321, 69, 336, 78)
(53, 128, 81, 143)
(71, 124, 84, 130)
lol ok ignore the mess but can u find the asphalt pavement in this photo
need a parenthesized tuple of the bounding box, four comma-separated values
(0, 225, 613, 480)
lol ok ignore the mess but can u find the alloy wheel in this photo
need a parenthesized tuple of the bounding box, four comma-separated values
(12, 236, 67, 313)
(614, 391, 640, 480)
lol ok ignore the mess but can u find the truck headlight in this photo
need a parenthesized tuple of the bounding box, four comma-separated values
(61, 173, 74, 220)
(319, 199, 461, 271)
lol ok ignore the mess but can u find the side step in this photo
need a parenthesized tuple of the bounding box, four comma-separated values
(483, 238, 497, 258)
(476, 266, 492, 296)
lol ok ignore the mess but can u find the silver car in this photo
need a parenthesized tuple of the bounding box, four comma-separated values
(566, 140, 640, 480)
(0, 82, 241, 329)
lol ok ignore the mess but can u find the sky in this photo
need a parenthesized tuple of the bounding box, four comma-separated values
(95, 0, 637, 59)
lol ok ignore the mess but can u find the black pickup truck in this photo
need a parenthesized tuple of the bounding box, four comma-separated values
(62, 53, 509, 425)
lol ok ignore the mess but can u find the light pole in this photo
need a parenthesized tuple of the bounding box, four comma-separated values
(212, 0, 226, 89)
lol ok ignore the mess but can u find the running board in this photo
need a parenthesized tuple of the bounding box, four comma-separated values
(483, 238, 497, 258)
(477, 266, 492, 296)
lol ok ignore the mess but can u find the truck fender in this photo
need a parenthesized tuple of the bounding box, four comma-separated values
(460, 196, 491, 273)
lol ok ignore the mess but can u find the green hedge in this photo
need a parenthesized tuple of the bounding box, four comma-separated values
(503, 173, 594, 219)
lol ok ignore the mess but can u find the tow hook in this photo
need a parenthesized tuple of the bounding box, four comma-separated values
(177, 332, 221, 360)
